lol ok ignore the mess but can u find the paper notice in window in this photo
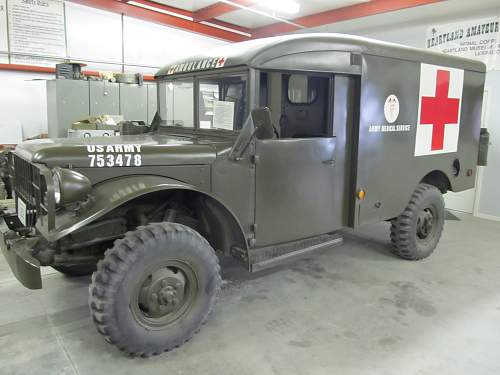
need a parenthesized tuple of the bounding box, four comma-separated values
(213, 101, 234, 130)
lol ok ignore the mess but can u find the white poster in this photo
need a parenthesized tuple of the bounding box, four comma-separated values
(426, 17, 500, 71)
(0, 0, 7, 63)
(8, 0, 66, 66)
(213, 101, 234, 130)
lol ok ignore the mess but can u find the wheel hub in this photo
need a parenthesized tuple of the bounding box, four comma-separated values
(139, 268, 186, 318)
(417, 208, 434, 239)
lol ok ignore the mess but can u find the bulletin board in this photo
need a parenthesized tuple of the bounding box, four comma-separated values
(0, 0, 7, 63)
(7, 0, 66, 66)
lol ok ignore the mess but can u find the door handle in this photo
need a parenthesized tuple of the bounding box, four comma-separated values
(322, 159, 335, 166)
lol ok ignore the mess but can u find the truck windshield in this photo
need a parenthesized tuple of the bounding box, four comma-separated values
(158, 73, 247, 131)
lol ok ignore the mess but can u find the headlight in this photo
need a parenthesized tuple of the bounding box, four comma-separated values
(52, 171, 61, 204)
(51, 168, 91, 206)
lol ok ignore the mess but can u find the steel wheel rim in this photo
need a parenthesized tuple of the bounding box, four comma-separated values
(130, 260, 199, 330)
(416, 205, 438, 243)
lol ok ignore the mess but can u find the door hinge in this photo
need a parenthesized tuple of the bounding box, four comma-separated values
(246, 225, 257, 247)
(231, 246, 248, 262)
(322, 159, 335, 166)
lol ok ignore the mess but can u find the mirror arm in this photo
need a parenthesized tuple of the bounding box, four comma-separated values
(231, 127, 259, 161)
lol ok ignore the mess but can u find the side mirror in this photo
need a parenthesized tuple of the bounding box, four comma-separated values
(252, 107, 275, 140)
(229, 107, 277, 161)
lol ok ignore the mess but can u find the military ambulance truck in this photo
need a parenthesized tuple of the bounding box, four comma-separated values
(1, 34, 489, 356)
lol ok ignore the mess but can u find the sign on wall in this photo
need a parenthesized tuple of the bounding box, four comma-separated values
(0, 0, 7, 61)
(426, 17, 500, 71)
(7, 0, 66, 66)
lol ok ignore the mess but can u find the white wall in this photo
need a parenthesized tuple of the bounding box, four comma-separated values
(299, 0, 500, 219)
(0, 70, 50, 139)
(65, 2, 123, 71)
(0, 1, 227, 138)
(123, 16, 226, 75)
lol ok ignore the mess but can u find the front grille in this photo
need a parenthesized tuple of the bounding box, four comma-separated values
(9, 153, 48, 230)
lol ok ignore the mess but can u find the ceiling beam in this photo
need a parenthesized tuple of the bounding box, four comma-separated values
(251, 0, 446, 38)
(68, 0, 250, 42)
(193, 0, 257, 22)
(0, 63, 156, 80)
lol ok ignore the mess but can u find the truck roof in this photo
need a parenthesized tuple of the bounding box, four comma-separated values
(155, 33, 485, 78)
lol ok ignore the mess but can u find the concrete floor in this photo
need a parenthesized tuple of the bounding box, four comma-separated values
(1, 212, 500, 375)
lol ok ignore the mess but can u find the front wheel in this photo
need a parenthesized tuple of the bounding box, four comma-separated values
(89, 222, 221, 357)
(390, 183, 445, 260)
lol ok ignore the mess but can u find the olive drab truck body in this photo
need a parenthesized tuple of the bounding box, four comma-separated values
(1, 34, 488, 356)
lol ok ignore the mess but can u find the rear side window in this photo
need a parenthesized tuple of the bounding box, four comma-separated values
(287, 74, 317, 104)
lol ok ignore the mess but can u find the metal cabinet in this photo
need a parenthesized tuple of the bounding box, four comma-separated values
(119, 83, 148, 122)
(90, 81, 119, 116)
(47, 80, 89, 138)
(47, 80, 156, 137)
(147, 84, 157, 124)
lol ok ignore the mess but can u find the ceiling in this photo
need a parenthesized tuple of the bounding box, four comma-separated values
(153, 0, 370, 29)
(218, 0, 367, 28)
(74, 0, 459, 42)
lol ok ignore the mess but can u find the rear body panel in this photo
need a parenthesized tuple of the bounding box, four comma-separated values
(354, 54, 484, 225)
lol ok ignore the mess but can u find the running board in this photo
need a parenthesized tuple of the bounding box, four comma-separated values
(248, 233, 343, 272)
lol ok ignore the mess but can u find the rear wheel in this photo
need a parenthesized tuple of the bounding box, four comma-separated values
(89, 222, 221, 357)
(390, 183, 445, 260)
(52, 264, 96, 277)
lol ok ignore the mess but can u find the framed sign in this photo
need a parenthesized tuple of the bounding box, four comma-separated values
(426, 17, 500, 71)
(7, 0, 66, 66)
(0, 0, 7, 62)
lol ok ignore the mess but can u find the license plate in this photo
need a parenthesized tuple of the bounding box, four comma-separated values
(17, 198, 27, 227)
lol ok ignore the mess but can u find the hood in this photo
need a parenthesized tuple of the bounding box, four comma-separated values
(14, 131, 236, 168)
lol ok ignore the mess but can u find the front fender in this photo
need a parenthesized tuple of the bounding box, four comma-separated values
(37, 175, 194, 242)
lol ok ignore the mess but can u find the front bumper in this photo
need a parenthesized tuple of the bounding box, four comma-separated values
(0, 230, 42, 289)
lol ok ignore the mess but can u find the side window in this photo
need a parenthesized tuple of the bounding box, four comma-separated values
(287, 75, 317, 104)
(159, 79, 194, 128)
(280, 74, 330, 138)
(198, 76, 246, 130)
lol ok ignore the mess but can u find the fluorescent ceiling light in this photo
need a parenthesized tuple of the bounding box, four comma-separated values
(126, 1, 194, 21)
(218, 0, 305, 28)
(256, 0, 300, 15)
(126, 1, 252, 36)
(200, 21, 252, 37)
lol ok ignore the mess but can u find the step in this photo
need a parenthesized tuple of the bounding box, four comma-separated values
(249, 232, 343, 272)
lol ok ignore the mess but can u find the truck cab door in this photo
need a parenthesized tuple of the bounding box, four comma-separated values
(253, 73, 339, 246)
(254, 137, 337, 246)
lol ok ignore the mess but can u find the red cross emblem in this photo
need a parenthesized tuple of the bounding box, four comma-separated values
(419, 70, 460, 151)
(216, 56, 226, 68)
(415, 64, 464, 156)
